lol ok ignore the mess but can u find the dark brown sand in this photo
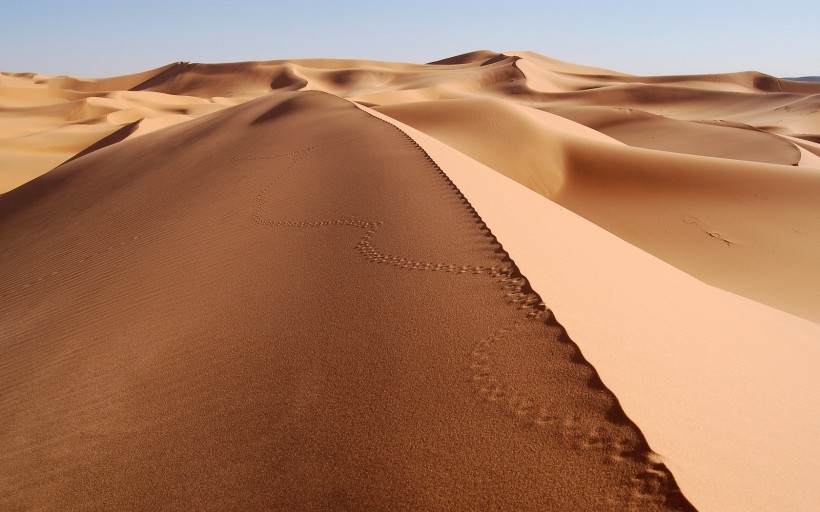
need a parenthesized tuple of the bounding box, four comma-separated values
(0, 91, 692, 510)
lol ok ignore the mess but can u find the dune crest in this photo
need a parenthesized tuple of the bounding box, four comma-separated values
(1, 91, 695, 511)
(372, 107, 820, 512)
(2, 51, 819, 511)
(4, 53, 818, 318)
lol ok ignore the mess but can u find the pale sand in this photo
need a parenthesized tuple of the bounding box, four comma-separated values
(375, 98, 820, 323)
(370, 108, 820, 512)
(2, 51, 819, 511)
(5, 53, 818, 321)
(0, 71, 217, 192)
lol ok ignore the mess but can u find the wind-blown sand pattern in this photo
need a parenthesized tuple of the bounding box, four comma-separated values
(2, 51, 819, 511)
(4, 51, 820, 320)
(1, 91, 691, 510)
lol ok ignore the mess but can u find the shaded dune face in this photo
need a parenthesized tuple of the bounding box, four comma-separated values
(0, 92, 693, 510)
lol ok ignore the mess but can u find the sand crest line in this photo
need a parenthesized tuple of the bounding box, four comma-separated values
(242, 143, 546, 318)
(237, 124, 683, 509)
(466, 316, 674, 505)
(0, 87, 695, 510)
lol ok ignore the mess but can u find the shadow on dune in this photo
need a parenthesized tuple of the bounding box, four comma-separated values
(129, 62, 197, 92)
(58, 120, 141, 166)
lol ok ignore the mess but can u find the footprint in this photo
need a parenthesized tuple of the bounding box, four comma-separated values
(240, 133, 686, 508)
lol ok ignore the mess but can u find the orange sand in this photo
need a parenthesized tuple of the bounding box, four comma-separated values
(2, 51, 819, 511)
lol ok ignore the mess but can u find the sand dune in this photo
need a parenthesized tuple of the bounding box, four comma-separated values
(0, 71, 227, 192)
(375, 97, 820, 321)
(542, 105, 802, 165)
(378, 110, 820, 512)
(2, 50, 819, 511)
(1, 91, 692, 511)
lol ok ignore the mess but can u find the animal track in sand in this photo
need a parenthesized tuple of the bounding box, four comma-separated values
(468, 315, 681, 511)
(232, 107, 688, 510)
(683, 215, 734, 246)
(470, 319, 634, 451)
(241, 138, 622, 445)
(243, 145, 526, 283)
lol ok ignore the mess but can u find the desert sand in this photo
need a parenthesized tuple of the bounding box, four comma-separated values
(1, 51, 819, 511)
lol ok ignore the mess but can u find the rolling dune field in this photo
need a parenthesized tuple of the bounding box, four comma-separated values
(2, 51, 819, 511)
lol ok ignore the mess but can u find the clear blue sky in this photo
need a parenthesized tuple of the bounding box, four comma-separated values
(2, 0, 818, 78)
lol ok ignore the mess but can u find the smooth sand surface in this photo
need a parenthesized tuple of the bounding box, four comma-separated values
(7, 52, 818, 319)
(375, 97, 820, 323)
(373, 109, 820, 512)
(2, 51, 819, 511)
(0, 71, 221, 192)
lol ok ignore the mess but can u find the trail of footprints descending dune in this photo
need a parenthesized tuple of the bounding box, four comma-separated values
(231, 110, 691, 511)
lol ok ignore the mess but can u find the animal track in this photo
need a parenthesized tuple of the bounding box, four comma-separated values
(683, 215, 734, 246)
(243, 140, 628, 465)
(232, 101, 691, 510)
(467, 313, 678, 506)
(243, 146, 540, 289)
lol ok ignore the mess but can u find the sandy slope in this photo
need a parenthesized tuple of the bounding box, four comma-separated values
(0, 71, 230, 192)
(376, 98, 820, 322)
(3, 52, 818, 321)
(372, 109, 820, 512)
(2, 51, 819, 511)
(0, 91, 693, 511)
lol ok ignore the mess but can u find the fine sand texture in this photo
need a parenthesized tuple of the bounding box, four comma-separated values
(3, 51, 820, 512)
(0, 92, 693, 510)
(4, 52, 819, 321)
(376, 109, 820, 512)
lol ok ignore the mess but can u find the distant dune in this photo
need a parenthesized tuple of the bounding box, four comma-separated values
(2, 51, 819, 512)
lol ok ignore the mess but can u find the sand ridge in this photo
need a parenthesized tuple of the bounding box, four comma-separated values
(2, 50, 819, 511)
(381, 111, 820, 512)
(1, 91, 695, 510)
(4, 53, 819, 320)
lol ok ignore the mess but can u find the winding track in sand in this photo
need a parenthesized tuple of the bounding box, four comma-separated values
(1, 91, 693, 511)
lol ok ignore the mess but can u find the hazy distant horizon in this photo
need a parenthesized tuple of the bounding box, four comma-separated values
(2, 0, 819, 78)
(4, 50, 819, 81)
